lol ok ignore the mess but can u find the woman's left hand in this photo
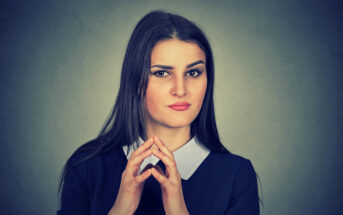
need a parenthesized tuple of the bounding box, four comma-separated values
(150, 135, 190, 215)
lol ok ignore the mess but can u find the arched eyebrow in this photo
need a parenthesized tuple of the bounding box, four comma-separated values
(150, 60, 205, 69)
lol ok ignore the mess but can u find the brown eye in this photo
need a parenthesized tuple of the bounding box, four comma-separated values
(186, 69, 202, 77)
(151, 70, 169, 77)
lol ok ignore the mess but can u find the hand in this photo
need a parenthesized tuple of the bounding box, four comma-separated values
(109, 137, 154, 215)
(150, 136, 190, 215)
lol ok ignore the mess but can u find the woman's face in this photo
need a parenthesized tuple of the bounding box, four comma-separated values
(144, 38, 207, 130)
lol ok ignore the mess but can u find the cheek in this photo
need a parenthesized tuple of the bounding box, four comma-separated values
(192, 79, 207, 104)
(145, 83, 163, 112)
(200, 82, 207, 98)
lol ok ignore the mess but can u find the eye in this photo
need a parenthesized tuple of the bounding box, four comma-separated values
(186, 69, 202, 77)
(150, 70, 170, 77)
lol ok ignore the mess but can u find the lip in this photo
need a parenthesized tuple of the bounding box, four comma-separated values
(168, 102, 191, 111)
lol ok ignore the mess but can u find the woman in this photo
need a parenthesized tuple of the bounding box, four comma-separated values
(57, 10, 260, 215)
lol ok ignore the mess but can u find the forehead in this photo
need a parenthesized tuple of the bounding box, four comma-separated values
(150, 39, 206, 66)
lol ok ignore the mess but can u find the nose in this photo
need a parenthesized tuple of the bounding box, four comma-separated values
(170, 75, 186, 97)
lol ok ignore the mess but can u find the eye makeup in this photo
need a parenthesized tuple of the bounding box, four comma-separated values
(149, 70, 170, 77)
(149, 68, 204, 78)
(185, 68, 203, 77)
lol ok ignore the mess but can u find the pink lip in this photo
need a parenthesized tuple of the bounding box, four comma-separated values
(168, 102, 191, 111)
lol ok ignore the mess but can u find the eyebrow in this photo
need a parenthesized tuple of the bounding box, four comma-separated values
(150, 60, 205, 69)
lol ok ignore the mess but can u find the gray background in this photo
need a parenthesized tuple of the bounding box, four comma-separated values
(1, 0, 342, 214)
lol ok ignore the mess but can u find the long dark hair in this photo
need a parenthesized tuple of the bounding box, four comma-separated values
(57, 10, 230, 199)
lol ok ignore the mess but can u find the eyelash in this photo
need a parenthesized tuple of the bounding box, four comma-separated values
(150, 69, 202, 77)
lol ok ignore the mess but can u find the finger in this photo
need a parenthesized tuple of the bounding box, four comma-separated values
(127, 148, 152, 176)
(154, 164, 165, 175)
(130, 137, 154, 158)
(151, 147, 177, 178)
(153, 136, 174, 159)
(134, 168, 152, 185)
(151, 167, 168, 185)
(127, 137, 153, 170)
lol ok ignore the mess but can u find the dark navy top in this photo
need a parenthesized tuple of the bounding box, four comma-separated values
(57, 142, 260, 215)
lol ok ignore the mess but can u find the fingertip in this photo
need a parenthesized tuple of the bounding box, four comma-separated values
(140, 169, 150, 181)
(145, 137, 153, 145)
(153, 136, 158, 143)
(154, 137, 164, 146)
(150, 168, 161, 182)
(145, 149, 152, 155)
(155, 136, 162, 144)
(146, 169, 152, 179)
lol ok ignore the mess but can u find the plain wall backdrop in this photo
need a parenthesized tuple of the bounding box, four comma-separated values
(1, 0, 342, 214)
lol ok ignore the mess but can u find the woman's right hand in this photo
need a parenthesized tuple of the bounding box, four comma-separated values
(108, 137, 155, 215)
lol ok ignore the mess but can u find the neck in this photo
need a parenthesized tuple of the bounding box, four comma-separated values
(144, 123, 191, 152)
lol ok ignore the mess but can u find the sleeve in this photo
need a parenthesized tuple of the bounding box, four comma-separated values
(57, 155, 91, 215)
(225, 159, 260, 215)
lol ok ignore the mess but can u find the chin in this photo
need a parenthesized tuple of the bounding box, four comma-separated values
(163, 119, 193, 128)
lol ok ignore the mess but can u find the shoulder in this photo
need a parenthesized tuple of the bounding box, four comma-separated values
(68, 144, 126, 174)
(209, 150, 257, 178)
(73, 144, 126, 166)
(208, 152, 260, 213)
(71, 144, 128, 179)
(210, 150, 251, 166)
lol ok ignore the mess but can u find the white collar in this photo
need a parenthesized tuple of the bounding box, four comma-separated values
(122, 136, 211, 180)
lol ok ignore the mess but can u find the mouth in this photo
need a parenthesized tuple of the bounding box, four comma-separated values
(168, 102, 191, 111)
